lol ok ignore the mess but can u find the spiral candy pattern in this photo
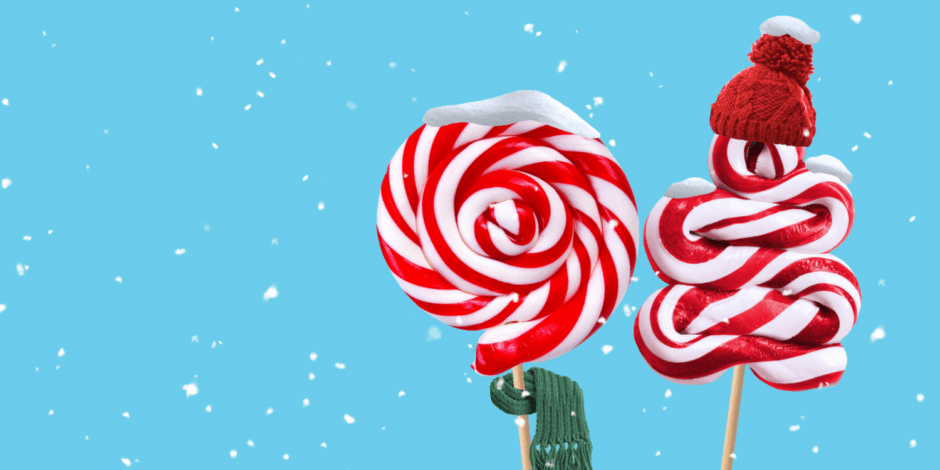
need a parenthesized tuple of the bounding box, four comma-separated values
(378, 121, 638, 375)
(635, 135, 860, 391)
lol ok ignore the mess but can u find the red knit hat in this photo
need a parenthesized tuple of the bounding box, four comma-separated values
(710, 18, 819, 147)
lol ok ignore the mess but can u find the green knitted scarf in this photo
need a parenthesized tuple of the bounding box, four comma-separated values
(489, 367, 592, 469)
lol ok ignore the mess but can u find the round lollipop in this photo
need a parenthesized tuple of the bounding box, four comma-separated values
(378, 90, 639, 375)
(377, 90, 638, 470)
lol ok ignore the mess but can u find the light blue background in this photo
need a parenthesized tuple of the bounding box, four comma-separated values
(1, 1, 936, 469)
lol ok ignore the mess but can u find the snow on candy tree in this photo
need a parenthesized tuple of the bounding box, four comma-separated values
(377, 90, 638, 469)
(632, 17, 860, 470)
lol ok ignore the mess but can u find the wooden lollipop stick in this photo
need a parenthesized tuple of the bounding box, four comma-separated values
(512, 364, 533, 470)
(720, 365, 746, 470)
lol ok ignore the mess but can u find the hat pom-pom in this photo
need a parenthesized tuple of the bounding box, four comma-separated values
(748, 34, 814, 84)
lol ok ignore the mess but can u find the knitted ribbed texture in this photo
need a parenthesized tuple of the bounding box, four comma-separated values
(490, 367, 592, 470)
(710, 34, 817, 147)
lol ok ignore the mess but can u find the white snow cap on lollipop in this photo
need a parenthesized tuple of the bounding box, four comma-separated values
(424, 90, 601, 139)
(759, 16, 820, 45)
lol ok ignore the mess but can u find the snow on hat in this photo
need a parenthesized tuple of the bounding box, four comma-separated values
(710, 16, 819, 147)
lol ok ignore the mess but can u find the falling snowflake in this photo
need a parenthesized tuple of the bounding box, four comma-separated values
(303, 398, 310, 407)
(244, 104, 251, 111)
(121, 458, 131, 467)
(558, 61, 567, 73)
(851, 145, 858, 152)
(302, 175, 309, 181)
(263, 285, 278, 301)
(389, 62, 397, 69)
(317, 201, 325, 210)
(205, 405, 212, 412)
(602, 345, 613, 355)
(335, 363, 346, 370)
(266, 408, 273, 415)
(247, 440, 254, 447)
(665, 389, 672, 398)
(321, 442, 327, 448)
(878, 279, 885, 286)
(344, 414, 355, 424)
(256, 91, 264, 98)
(122, 412, 130, 419)
(2, 178, 11, 189)
(283, 454, 289, 460)
(850, 14, 862, 24)
(271, 238, 278, 245)
(1, 98, 8, 106)
(182, 382, 198, 397)
(864, 132, 871, 139)
(655, 451, 661, 456)
(790, 425, 800, 431)
(427, 326, 442, 341)
(346, 101, 357, 111)
(910, 440, 917, 449)
(58, 348, 65, 357)
(730, 453, 737, 459)
(515, 417, 526, 427)
(49, 409, 54, 415)
(196, 87, 202, 96)
(309, 352, 317, 362)
(256, 58, 264, 66)
(812, 446, 819, 453)
(398, 391, 405, 397)
(281, 39, 286, 44)
(308, 372, 315, 380)
(524, 24, 534, 33)
(910, 216, 916, 222)
(593, 97, 603, 106)
(609, 139, 616, 147)
(175, 248, 186, 255)
(230, 450, 237, 458)
(269, 72, 276, 78)
(115, 276, 122, 283)
(917, 393, 924, 402)
(870, 326, 885, 342)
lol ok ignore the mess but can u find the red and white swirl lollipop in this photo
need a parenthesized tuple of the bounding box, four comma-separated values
(378, 91, 639, 376)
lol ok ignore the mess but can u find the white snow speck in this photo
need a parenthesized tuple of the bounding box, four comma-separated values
(302, 175, 308, 181)
(230, 450, 237, 458)
(49, 409, 54, 415)
(321, 442, 327, 448)
(308, 372, 315, 380)
(812, 446, 819, 453)
(467, 377, 472, 383)
(389, 62, 397, 68)
(269, 71, 276, 78)
(917, 393, 924, 402)
(790, 425, 800, 431)
(344, 414, 355, 424)
(515, 417, 526, 427)
(122, 412, 130, 418)
(256, 58, 264, 66)
(655, 451, 661, 457)
(593, 97, 603, 107)
(183, 382, 198, 397)
(175, 248, 186, 255)
(283, 454, 289, 460)
(665, 389, 672, 398)
(346, 101, 357, 111)
(256, 91, 264, 98)
(910, 440, 917, 449)
(596, 317, 606, 324)
(520, 390, 530, 398)
(48, 230, 53, 234)
(609, 139, 616, 147)
(870, 326, 885, 342)
(1, 98, 8, 106)
(309, 352, 317, 362)
(22, 235, 31, 241)
(210, 36, 214, 41)
(665, 177, 716, 198)
(398, 390, 405, 397)
(602, 345, 613, 355)
(266, 408, 273, 415)
(317, 201, 325, 210)
(15, 264, 25, 276)
(244, 104, 251, 111)
(115, 276, 122, 283)
(234, 7, 239, 12)
(864, 132, 871, 139)
(730, 453, 737, 459)
(281, 39, 286, 44)
(536, 31, 542, 36)
(247, 440, 254, 447)
(205, 405, 212, 412)
(524, 24, 534, 33)
(1, 178, 11, 189)
(335, 363, 346, 369)
(850, 14, 862, 24)
(558, 60, 567, 73)
(196, 87, 202, 96)
(121, 458, 131, 467)
(427, 326, 442, 341)
(303, 398, 310, 407)
(851, 145, 858, 152)
(326, 60, 331, 66)
(42, 30, 46, 36)
(0, 305, 6, 314)
(888, 80, 893, 85)
(878, 280, 885, 286)
(58, 348, 65, 357)
(263, 285, 278, 301)
(586, 105, 591, 110)
(271, 238, 278, 245)
(910, 216, 916, 222)
(211, 142, 218, 149)
(650, 71, 653, 77)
